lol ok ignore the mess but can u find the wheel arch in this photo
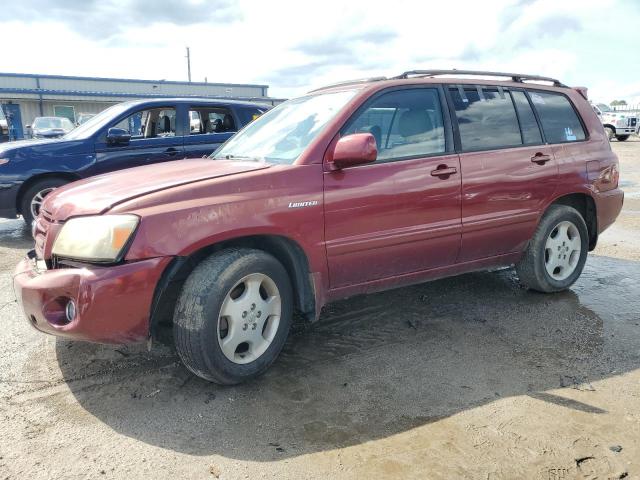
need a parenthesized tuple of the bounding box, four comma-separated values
(16, 172, 81, 214)
(548, 192, 598, 250)
(149, 234, 316, 338)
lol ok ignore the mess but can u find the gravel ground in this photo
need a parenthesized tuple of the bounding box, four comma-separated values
(1, 140, 639, 480)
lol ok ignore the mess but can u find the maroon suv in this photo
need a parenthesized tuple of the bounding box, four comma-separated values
(14, 70, 623, 384)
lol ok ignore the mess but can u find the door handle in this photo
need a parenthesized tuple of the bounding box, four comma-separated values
(531, 152, 551, 165)
(431, 165, 457, 177)
(165, 147, 179, 156)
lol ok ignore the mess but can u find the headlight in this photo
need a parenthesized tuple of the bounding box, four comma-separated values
(0, 158, 8, 166)
(52, 215, 139, 262)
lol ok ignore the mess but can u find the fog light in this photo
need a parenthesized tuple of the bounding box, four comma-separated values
(65, 300, 77, 322)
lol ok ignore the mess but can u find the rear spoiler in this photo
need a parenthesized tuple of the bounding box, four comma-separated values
(573, 86, 588, 100)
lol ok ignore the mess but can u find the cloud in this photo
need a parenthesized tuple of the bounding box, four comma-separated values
(3, 0, 240, 39)
(512, 14, 582, 48)
(0, 0, 637, 102)
(499, 0, 538, 30)
(264, 62, 333, 88)
(294, 30, 397, 63)
(265, 29, 397, 89)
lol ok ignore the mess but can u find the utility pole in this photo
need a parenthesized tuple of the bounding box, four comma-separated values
(185, 47, 192, 82)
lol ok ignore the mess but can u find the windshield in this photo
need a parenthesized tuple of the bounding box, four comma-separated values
(597, 103, 612, 112)
(212, 89, 358, 164)
(34, 117, 72, 130)
(64, 103, 132, 140)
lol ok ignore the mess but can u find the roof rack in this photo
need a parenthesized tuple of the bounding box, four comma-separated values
(309, 76, 387, 93)
(392, 69, 567, 87)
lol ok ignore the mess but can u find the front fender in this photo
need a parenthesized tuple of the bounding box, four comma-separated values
(119, 164, 327, 276)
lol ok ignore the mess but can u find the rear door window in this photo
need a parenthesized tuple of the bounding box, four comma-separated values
(511, 90, 542, 145)
(189, 107, 237, 135)
(528, 91, 586, 143)
(236, 107, 268, 126)
(450, 87, 522, 151)
(342, 88, 446, 162)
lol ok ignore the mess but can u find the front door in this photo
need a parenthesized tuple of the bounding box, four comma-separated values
(93, 105, 184, 176)
(448, 86, 559, 262)
(324, 87, 462, 288)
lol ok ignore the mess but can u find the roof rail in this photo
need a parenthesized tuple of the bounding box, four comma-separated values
(392, 69, 567, 87)
(309, 76, 387, 93)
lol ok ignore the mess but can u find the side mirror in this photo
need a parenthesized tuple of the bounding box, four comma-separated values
(106, 127, 131, 145)
(330, 133, 377, 170)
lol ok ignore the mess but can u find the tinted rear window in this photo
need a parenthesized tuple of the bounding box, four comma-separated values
(528, 91, 585, 143)
(450, 88, 521, 151)
(236, 107, 268, 126)
(511, 91, 542, 145)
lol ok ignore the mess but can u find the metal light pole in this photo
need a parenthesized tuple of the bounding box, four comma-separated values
(186, 47, 192, 82)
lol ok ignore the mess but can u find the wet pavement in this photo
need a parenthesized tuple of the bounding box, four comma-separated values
(1, 141, 639, 479)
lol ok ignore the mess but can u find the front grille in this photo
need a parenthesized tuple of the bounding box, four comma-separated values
(33, 209, 54, 260)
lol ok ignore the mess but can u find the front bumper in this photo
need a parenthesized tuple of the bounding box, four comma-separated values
(614, 127, 635, 136)
(0, 182, 21, 218)
(13, 252, 172, 344)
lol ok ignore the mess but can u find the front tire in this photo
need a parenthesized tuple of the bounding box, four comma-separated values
(616, 135, 630, 141)
(173, 248, 293, 385)
(20, 178, 68, 225)
(516, 205, 589, 293)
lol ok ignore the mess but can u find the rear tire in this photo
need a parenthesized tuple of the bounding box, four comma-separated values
(516, 205, 589, 293)
(173, 248, 293, 385)
(20, 178, 68, 225)
(616, 135, 630, 141)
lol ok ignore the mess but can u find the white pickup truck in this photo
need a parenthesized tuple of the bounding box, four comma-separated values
(592, 103, 638, 141)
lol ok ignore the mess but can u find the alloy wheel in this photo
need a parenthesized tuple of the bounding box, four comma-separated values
(30, 187, 56, 220)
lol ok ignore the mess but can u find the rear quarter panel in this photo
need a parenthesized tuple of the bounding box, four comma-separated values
(550, 91, 619, 199)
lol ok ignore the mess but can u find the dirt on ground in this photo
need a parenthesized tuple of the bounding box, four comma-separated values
(1, 140, 639, 480)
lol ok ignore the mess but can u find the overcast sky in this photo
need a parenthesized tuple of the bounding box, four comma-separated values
(2, 0, 639, 104)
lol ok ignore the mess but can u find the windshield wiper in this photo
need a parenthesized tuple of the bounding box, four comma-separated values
(212, 154, 264, 161)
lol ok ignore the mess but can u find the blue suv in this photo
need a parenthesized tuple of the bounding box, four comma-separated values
(0, 98, 269, 224)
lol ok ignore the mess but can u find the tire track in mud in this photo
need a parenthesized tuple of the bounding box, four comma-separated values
(2, 352, 179, 404)
(277, 293, 458, 370)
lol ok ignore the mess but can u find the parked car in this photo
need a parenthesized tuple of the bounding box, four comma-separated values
(592, 103, 637, 141)
(0, 98, 269, 224)
(27, 116, 76, 139)
(76, 113, 96, 126)
(14, 70, 623, 385)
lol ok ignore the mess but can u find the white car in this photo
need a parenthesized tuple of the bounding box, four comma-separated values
(592, 103, 637, 141)
(27, 116, 75, 139)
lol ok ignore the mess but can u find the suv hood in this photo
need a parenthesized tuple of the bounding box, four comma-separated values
(44, 158, 270, 221)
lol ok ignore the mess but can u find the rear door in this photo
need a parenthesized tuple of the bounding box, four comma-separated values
(448, 86, 559, 262)
(183, 105, 241, 158)
(324, 86, 462, 288)
(93, 105, 184, 175)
